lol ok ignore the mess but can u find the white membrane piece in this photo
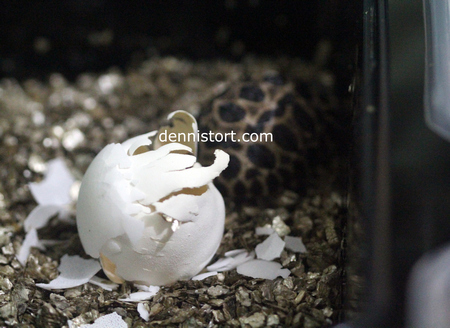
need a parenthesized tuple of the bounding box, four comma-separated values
(255, 233, 285, 261)
(284, 236, 307, 253)
(237, 260, 290, 280)
(36, 255, 101, 290)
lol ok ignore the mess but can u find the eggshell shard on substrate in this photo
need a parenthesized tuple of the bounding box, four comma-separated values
(36, 255, 101, 290)
(17, 228, 45, 266)
(192, 271, 218, 281)
(255, 225, 275, 236)
(89, 276, 119, 291)
(284, 235, 307, 253)
(70, 312, 127, 328)
(255, 232, 285, 261)
(119, 288, 160, 302)
(206, 249, 255, 272)
(236, 259, 291, 280)
(137, 303, 150, 321)
(24, 158, 75, 233)
(76, 110, 230, 286)
(29, 158, 75, 207)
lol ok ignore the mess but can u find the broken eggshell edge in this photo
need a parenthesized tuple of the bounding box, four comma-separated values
(76, 114, 230, 286)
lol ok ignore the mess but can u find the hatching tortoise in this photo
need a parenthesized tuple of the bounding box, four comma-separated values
(198, 72, 337, 204)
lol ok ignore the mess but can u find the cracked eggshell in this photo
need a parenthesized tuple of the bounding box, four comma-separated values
(97, 181, 225, 286)
(76, 111, 229, 286)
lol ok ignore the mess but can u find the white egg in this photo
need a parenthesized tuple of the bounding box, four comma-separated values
(76, 111, 230, 286)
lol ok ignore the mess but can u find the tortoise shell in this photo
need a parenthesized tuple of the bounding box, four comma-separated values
(198, 74, 332, 204)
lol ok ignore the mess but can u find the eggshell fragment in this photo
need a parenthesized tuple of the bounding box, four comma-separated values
(119, 286, 160, 302)
(17, 228, 45, 266)
(75, 312, 127, 328)
(192, 271, 218, 281)
(29, 158, 74, 206)
(96, 181, 225, 285)
(236, 260, 290, 279)
(255, 232, 285, 261)
(255, 225, 275, 236)
(76, 110, 230, 286)
(207, 250, 255, 272)
(284, 236, 307, 253)
(24, 205, 60, 232)
(135, 284, 161, 292)
(137, 303, 150, 321)
(89, 276, 119, 291)
(224, 249, 247, 257)
(36, 255, 101, 290)
(24, 158, 75, 232)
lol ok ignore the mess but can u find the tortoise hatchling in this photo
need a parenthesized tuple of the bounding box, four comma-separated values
(198, 73, 335, 204)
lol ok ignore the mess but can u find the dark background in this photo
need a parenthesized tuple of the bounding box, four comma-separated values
(0, 0, 359, 82)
